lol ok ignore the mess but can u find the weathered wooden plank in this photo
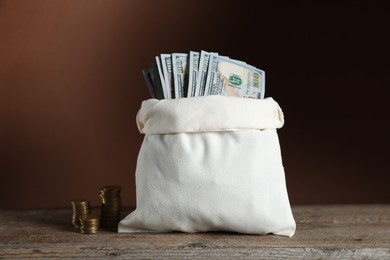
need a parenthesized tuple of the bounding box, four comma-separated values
(0, 205, 389, 259)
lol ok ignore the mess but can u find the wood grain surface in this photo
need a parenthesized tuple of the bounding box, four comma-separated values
(0, 205, 389, 259)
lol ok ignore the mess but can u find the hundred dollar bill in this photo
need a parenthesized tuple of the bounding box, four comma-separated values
(160, 54, 174, 99)
(204, 55, 265, 99)
(152, 60, 166, 99)
(142, 68, 157, 99)
(194, 50, 215, 97)
(155, 56, 169, 99)
(172, 53, 189, 98)
(187, 51, 200, 97)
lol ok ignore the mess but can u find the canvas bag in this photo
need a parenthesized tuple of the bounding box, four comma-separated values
(119, 96, 296, 237)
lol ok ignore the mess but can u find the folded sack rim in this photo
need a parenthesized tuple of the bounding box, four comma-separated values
(137, 96, 285, 135)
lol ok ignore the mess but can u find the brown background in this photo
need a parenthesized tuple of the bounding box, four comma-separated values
(1, 0, 389, 209)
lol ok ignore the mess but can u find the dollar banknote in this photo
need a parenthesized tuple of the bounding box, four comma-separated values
(204, 55, 265, 99)
(160, 54, 174, 99)
(155, 56, 169, 99)
(142, 68, 157, 99)
(195, 50, 215, 97)
(151, 59, 165, 100)
(142, 50, 266, 100)
(187, 51, 200, 97)
(172, 53, 189, 98)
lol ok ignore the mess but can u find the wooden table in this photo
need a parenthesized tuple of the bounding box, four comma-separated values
(0, 205, 389, 259)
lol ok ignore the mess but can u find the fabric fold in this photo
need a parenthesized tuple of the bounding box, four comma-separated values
(137, 96, 284, 135)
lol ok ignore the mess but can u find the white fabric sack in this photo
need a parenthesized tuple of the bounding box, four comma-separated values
(119, 96, 296, 237)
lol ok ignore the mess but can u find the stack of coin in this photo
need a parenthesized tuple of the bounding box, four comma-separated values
(79, 214, 100, 234)
(99, 186, 122, 228)
(71, 199, 91, 229)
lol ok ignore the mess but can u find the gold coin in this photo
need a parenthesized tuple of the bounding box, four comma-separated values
(100, 186, 122, 191)
(71, 200, 91, 229)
